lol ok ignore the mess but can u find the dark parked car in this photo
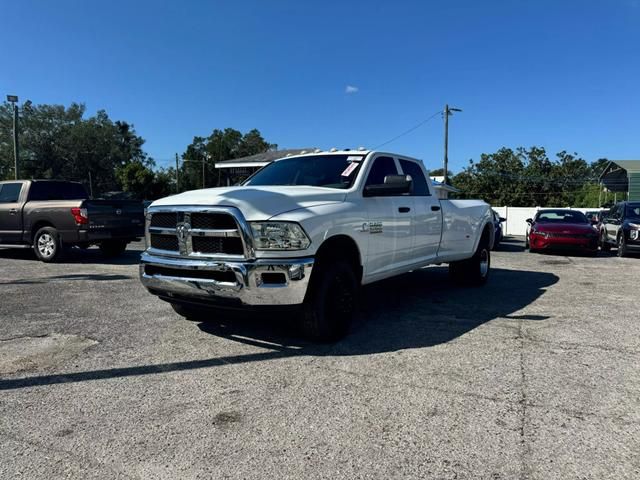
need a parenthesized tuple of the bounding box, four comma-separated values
(525, 209, 598, 256)
(0, 180, 144, 262)
(492, 210, 506, 249)
(599, 201, 640, 257)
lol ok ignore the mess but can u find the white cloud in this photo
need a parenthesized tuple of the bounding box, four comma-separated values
(345, 85, 359, 94)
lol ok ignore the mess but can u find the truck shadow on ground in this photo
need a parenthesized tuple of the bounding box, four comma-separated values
(0, 267, 558, 391)
(198, 266, 558, 354)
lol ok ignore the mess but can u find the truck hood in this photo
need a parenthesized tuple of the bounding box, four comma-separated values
(150, 186, 346, 221)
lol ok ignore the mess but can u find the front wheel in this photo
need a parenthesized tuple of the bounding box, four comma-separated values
(617, 234, 628, 257)
(99, 240, 128, 257)
(301, 261, 358, 342)
(33, 226, 62, 262)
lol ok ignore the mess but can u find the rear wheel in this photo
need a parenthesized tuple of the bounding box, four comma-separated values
(99, 240, 128, 257)
(450, 238, 491, 286)
(301, 260, 358, 342)
(617, 233, 628, 257)
(33, 227, 62, 262)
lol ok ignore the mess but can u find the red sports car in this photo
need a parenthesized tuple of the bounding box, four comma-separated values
(525, 209, 599, 255)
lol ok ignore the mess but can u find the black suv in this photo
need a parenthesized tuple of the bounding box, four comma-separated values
(599, 202, 640, 257)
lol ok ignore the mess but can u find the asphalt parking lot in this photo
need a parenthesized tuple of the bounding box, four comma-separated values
(1, 238, 639, 479)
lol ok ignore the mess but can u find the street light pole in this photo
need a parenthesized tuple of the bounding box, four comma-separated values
(443, 104, 462, 186)
(175, 153, 180, 193)
(7, 95, 19, 180)
(202, 154, 207, 189)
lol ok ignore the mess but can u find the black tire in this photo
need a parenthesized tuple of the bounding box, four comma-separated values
(301, 260, 358, 342)
(33, 226, 62, 262)
(600, 231, 611, 251)
(617, 233, 628, 257)
(449, 240, 491, 286)
(99, 240, 128, 257)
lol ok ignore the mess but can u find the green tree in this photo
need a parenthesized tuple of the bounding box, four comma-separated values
(179, 128, 275, 191)
(452, 148, 528, 205)
(427, 168, 454, 178)
(452, 147, 606, 207)
(0, 100, 151, 196)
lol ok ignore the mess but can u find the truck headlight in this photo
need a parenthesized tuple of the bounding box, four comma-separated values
(250, 222, 311, 250)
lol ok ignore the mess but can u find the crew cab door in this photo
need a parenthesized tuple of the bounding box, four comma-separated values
(0, 182, 25, 243)
(362, 155, 413, 277)
(398, 159, 443, 263)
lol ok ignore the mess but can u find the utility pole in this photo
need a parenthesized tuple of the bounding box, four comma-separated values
(88, 171, 94, 198)
(443, 104, 462, 185)
(175, 153, 180, 193)
(202, 154, 207, 189)
(7, 95, 19, 179)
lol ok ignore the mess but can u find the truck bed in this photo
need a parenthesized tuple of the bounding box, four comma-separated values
(438, 199, 492, 261)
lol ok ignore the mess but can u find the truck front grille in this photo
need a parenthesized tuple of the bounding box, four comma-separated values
(150, 234, 179, 251)
(147, 210, 246, 257)
(191, 236, 243, 255)
(191, 213, 237, 230)
(150, 213, 180, 228)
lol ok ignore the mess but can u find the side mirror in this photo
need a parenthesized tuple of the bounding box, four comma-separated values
(525, 218, 533, 224)
(499, 217, 507, 223)
(590, 218, 599, 225)
(363, 175, 412, 197)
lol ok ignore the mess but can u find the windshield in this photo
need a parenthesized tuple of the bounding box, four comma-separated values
(627, 204, 640, 219)
(243, 154, 364, 189)
(536, 210, 588, 224)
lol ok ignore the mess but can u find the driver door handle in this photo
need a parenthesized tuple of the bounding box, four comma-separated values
(9, 208, 18, 215)
(431, 205, 441, 211)
(398, 207, 411, 213)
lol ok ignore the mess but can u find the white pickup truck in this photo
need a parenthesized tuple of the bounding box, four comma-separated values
(140, 150, 494, 340)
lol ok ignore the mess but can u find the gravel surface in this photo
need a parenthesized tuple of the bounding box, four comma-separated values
(0, 238, 638, 479)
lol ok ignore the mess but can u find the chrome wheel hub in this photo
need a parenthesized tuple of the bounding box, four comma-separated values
(37, 233, 56, 257)
(479, 249, 489, 277)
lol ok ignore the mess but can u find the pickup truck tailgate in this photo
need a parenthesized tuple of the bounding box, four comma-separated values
(85, 201, 145, 237)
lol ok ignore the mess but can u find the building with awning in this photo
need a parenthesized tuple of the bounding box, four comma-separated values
(214, 148, 315, 185)
(599, 160, 640, 202)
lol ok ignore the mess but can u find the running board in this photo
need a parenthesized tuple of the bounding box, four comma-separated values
(0, 244, 31, 249)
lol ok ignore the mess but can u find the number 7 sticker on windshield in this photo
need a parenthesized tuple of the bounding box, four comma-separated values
(341, 162, 359, 177)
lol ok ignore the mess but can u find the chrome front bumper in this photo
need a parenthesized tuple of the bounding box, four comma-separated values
(139, 252, 314, 306)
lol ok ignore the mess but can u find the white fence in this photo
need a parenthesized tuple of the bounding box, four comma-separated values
(492, 207, 598, 236)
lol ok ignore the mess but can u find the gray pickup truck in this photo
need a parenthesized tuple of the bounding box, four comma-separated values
(0, 179, 144, 262)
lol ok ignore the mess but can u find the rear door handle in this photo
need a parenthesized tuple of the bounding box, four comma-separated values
(9, 208, 18, 215)
(398, 207, 411, 213)
(431, 205, 441, 211)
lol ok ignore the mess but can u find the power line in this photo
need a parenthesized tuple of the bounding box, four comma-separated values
(374, 110, 442, 149)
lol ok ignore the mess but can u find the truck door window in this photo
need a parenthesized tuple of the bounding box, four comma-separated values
(399, 160, 430, 196)
(28, 182, 88, 201)
(0, 183, 22, 203)
(365, 156, 398, 187)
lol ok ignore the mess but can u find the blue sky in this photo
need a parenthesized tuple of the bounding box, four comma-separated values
(2, 0, 639, 172)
